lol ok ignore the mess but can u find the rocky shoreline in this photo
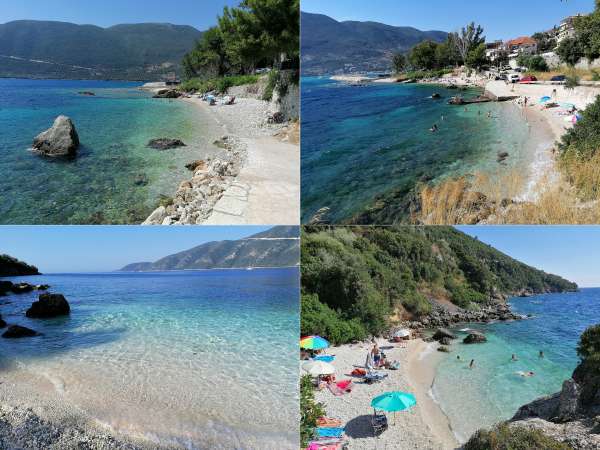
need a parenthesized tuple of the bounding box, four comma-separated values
(143, 135, 247, 225)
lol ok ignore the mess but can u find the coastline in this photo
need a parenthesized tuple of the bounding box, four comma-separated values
(313, 337, 459, 450)
(143, 88, 299, 225)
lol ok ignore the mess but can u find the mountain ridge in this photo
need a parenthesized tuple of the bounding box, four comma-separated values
(301, 12, 448, 75)
(119, 226, 300, 272)
(0, 20, 202, 80)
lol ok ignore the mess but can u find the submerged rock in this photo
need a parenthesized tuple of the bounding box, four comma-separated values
(464, 331, 487, 344)
(32, 115, 79, 157)
(2, 325, 39, 338)
(134, 173, 149, 186)
(78, 91, 95, 96)
(147, 138, 186, 150)
(10, 283, 34, 294)
(26, 293, 70, 318)
(0, 315, 6, 328)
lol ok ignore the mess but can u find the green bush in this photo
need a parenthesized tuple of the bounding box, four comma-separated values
(262, 69, 279, 101)
(577, 324, 600, 371)
(464, 424, 572, 450)
(559, 94, 600, 162)
(300, 375, 326, 447)
(179, 74, 260, 94)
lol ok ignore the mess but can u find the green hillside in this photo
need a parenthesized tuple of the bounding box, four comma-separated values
(0, 20, 202, 80)
(301, 226, 577, 344)
(301, 12, 447, 75)
(0, 254, 40, 276)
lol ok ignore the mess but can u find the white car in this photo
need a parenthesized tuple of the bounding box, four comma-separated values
(507, 73, 521, 83)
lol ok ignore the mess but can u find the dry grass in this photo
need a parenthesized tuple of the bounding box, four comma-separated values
(418, 157, 600, 224)
(526, 66, 600, 81)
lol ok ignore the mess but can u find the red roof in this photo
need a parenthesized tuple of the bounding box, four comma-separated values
(506, 36, 537, 47)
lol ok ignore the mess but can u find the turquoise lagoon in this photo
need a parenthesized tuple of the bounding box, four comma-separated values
(431, 289, 600, 443)
(0, 79, 221, 224)
(0, 268, 299, 449)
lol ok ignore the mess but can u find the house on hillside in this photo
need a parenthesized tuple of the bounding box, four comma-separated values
(485, 40, 506, 62)
(557, 14, 584, 43)
(504, 36, 538, 57)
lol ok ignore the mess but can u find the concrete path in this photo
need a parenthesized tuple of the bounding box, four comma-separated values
(203, 136, 300, 225)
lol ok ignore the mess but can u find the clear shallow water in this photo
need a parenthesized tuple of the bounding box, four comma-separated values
(301, 77, 532, 223)
(0, 269, 299, 449)
(0, 79, 219, 224)
(432, 289, 600, 443)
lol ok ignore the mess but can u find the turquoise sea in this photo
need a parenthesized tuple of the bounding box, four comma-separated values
(301, 77, 533, 223)
(432, 288, 600, 443)
(0, 268, 299, 449)
(0, 79, 220, 224)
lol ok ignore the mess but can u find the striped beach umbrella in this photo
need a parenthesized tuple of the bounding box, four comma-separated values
(300, 335, 330, 350)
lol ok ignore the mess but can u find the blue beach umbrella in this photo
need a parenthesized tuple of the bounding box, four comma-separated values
(371, 392, 417, 412)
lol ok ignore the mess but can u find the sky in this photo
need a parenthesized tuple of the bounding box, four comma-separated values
(302, 0, 595, 41)
(0, 0, 240, 30)
(457, 226, 600, 288)
(0, 226, 270, 273)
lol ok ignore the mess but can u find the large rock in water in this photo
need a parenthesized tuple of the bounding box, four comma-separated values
(33, 115, 79, 157)
(26, 293, 70, 318)
(2, 325, 39, 338)
(463, 331, 487, 344)
(433, 328, 456, 341)
(0, 315, 6, 328)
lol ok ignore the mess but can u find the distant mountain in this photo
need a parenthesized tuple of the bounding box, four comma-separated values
(120, 226, 300, 272)
(301, 12, 448, 75)
(0, 20, 202, 80)
(0, 254, 40, 277)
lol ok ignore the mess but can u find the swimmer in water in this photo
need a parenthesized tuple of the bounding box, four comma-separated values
(469, 359, 475, 369)
(512, 354, 518, 362)
(539, 350, 544, 359)
(430, 124, 439, 133)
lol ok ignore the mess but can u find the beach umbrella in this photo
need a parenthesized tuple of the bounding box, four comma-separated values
(371, 392, 417, 412)
(302, 360, 335, 376)
(300, 335, 330, 350)
(393, 329, 410, 338)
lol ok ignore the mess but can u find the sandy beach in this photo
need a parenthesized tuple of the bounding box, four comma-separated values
(312, 338, 459, 450)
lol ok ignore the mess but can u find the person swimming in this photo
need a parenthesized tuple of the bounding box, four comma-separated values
(539, 350, 544, 359)
(469, 359, 475, 369)
(457, 355, 461, 361)
(517, 371, 535, 378)
(430, 124, 439, 133)
(511, 354, 519, 361)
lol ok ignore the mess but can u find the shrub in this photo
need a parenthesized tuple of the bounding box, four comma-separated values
(300, 375, 326, 447)
(262, 69, 279, 101)
(179, 74, 260, 94)
(464, 424, 572, 450)
(577, 324, 600, 371)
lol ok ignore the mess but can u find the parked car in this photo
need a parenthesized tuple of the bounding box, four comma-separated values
(507, 73, 521, 83)
(519, 75, 538, 84)
(499, 73, 508, 81)
(551, 75, 566, 82)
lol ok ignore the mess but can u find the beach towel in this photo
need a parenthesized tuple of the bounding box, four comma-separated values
(314, 355, 335, 363)
(351, 368, 366, 377)
(327, 380, 353, 396)
(308, 441, 344, 450)
(316, 427, 345, 438)
(317, 417, 343, 428)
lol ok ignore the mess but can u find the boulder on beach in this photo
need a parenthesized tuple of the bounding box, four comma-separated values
(147, 138, 186, 150)
(26, 293, 70, 318)
(185, 160, 207, 172)
(433, 328, 456, 341)
(2, 325, 39, 338)
(32, 115, 79, 157)
(153, 89, 181, 99)
(464, 331, 487, 344)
